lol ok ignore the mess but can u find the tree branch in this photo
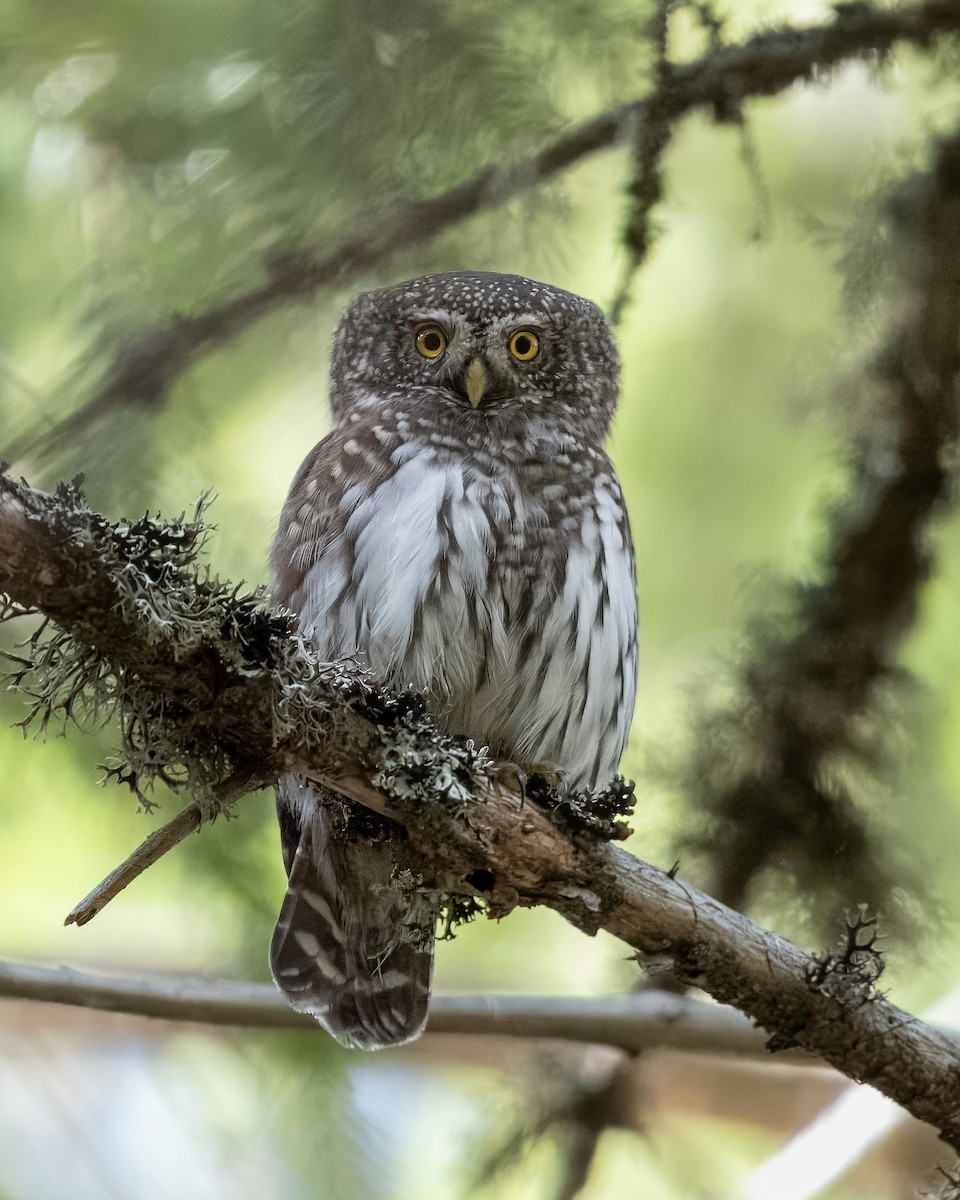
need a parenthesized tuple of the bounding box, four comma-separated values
(3, 119, 960, 1154)
(610, 0, 674, 322)
(13, 0, 960, 462)
(5, 457, 960, 1143)
(63, 803, 202, 927)
(0, 959, 819, 1058)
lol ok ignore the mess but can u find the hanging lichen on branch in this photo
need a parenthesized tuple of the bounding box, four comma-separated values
(5, 466, 960, 1147)
(0, 467, 634, 920)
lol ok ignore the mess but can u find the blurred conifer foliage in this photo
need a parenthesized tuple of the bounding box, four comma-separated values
(2, 0, 960, 1093)
(4, 0, 960, 1196)
(0, 0, 648, 418)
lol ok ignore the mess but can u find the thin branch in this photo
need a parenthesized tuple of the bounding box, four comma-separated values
(12, 0, 960, 463)
(63, 769, 261, 926)
(0, 958, 812, 1057)
(64, 803, 201, 927)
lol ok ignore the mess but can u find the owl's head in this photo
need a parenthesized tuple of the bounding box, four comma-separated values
(329, 272, 620, 447)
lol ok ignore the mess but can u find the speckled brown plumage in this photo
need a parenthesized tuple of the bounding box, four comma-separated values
(270, 272, 638, 1048)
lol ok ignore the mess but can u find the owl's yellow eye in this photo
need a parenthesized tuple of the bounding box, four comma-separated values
(508, 329, 540, 362)
(415, 324, 448, 359)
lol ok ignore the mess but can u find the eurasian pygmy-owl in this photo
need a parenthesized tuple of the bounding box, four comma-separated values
(270, 271, 637, 1049)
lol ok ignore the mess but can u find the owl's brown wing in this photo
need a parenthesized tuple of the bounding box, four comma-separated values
(270, 430, 436, 1049)
(270, 427, 397, 611)
(271, 781, 435, 1050)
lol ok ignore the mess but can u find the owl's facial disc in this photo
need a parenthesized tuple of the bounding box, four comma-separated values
(407, 311, 551, 411)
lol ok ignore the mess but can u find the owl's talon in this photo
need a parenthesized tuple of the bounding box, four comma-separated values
(527, 765, 571, 795)
(493, 762, 528, 797)
(499, 762, 571, 799)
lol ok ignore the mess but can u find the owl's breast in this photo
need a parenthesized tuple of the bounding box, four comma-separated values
(293, 443, 636, 789)
(295, 452, 508, 683)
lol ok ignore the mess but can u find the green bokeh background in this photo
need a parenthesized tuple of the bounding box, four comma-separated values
(1, 0, 959, 1196)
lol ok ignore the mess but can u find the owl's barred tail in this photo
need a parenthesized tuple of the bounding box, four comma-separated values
(270, 809, 435, 1050)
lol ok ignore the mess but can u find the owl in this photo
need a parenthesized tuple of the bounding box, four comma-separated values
(270, 271, 638, 1049)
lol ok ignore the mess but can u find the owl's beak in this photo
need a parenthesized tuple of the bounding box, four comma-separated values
(464, 358, 488, 408)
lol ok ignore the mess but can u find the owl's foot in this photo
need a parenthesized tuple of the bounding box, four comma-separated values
(496, 764, 636, 842)
(496, 762, 572, 799)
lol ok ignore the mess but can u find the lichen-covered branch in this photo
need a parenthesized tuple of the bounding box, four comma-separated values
(14, 0, 960, 463)
(5, 469, 960, 1145)
(610, 0, 674, 322)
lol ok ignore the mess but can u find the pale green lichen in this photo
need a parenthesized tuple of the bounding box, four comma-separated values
(3, 477, 635, 936)
(6, 480, 302, 812)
